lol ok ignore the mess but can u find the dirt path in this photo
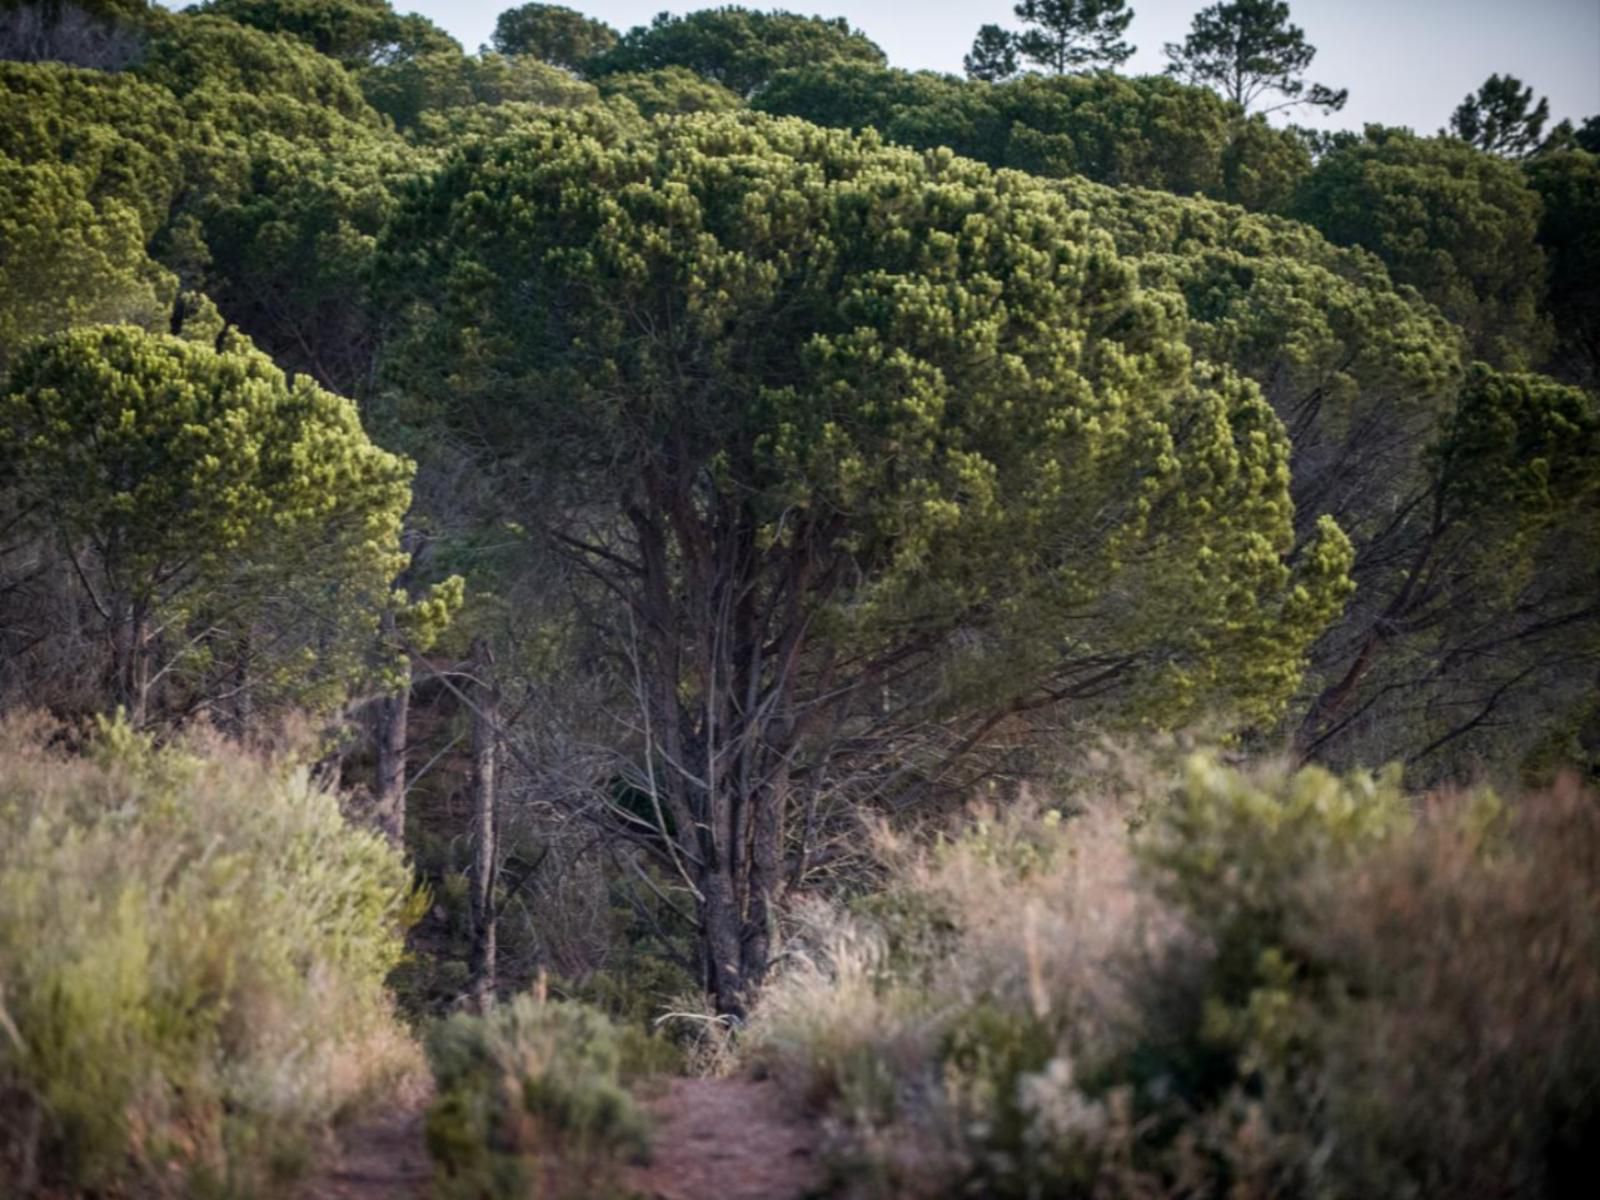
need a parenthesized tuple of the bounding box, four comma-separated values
(626, 1077, 823, 1200)
(296, 1076, 821, 1200)
(296, 1106, 431, 1200)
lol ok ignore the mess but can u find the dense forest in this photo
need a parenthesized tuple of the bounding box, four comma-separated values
(1, 1, 1597, 1196)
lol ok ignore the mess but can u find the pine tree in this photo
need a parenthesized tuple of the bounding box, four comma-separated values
(1012, 0, 1135, 73)
(1448, 74, 1551, 158)
(1165, 0, 1346, 115)
(964, 23, 1019, 82)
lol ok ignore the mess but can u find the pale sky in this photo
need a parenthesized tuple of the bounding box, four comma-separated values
(181, 1, 1600, 133)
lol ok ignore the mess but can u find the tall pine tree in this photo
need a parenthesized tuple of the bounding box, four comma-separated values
(1165, 0, 1346, 114)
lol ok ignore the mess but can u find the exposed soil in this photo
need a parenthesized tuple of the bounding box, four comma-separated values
(296, 1105, 431, 1200)
(626, 1076, 823, 1200)
(297, 1075, 821, 1200)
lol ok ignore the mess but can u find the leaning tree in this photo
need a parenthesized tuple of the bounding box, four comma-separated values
(381, 110, 1352, 1015)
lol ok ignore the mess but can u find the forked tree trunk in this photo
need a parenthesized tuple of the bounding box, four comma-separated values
(696, 779, 788, 1021)
(468, 637, 500, 1014)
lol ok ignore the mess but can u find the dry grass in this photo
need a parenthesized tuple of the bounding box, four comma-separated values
(744, 752, 1600, 1199)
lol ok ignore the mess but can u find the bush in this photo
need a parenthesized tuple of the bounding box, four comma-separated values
(0, 714, 424, 1196)
(746, 753, 1600, 1199)
(424, 995, 651, 1199)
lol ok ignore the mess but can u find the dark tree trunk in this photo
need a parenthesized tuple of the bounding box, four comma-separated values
(700, 865, 748, 1018)
(111, 597, 149, 726)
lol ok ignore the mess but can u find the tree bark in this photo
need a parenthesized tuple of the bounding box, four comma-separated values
(372, 609, 410, 848)
(111, 596, 149, 726)
(700, 865, 749, 1019)
(468, 636, 500, 1014)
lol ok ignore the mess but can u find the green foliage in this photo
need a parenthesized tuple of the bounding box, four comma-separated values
(595, 64, 741, 118)
(1290, 125, 1550, 367)
(423, 997, 650, 1199)
(584, 5, 887, 97)
(1059, 172, 1461, 493)
(1526, 147, 1600, 389)
(1290, 360, 1600, 778)
(1164, 0, 1346, 115)
(1012, 0, 1135, 74)
(137, 11, 381, 131)
(1433, 363, 1600, 526)
(0, 715, 423, 1195)
(755, 65, 1311, 205)
(964, 23, 1018, 82)
(2, 43, 402, 393)
(1130, 768, 1600, 1199)
(1576, 114, 1600, 153)
(1448, 72, 1551, 158)
(0, 154, 175, 366)
(1071, 157, 1588, 778)
(1049, 179, 1466, 761)
(193, 0, 460, 67)
(383, 109, 1348, 732)
(751, 760, 1600, 1198)
(361, 48, 598, 131)
(179, 114, 417, 393)
(1140, 754, 1409, 1003)
(0, 61, 189, 238)
(491, 2, 617, 71)
(0, 325, 413, 721)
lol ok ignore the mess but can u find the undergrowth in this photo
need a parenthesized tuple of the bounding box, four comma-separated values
(0, 713, 425, 1197)
(424, 994, 656, 1199)
(746, 752, 1600, 1199)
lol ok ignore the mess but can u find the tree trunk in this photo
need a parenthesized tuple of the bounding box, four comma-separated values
(372, 610, 409, 848)
(111, 597, 149, 726)
(740, 779, 787, 1001)
(700, 865, 749, 1020)
(468, 637, 500, 1014)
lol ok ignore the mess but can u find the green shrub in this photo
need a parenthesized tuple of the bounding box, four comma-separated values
(747, 754, 1600, 1199)
(423, 996, 650, 1199)
(0, 714, 424, 1196)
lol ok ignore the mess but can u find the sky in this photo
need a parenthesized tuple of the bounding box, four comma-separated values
(387, 0, 1600, 133)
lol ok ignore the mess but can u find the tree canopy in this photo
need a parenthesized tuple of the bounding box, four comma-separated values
(966, 1, 1135, 78)
(964, 23, 1018, 82)
(191, 0, 459, 67)
(1527, 148, 1600, 391)
(1014, 0, 1135, 73)
(1291, 125, 1549, 369)
(379, 107, 1352, 1010)
(0, 324, 414, 723)
(1165, 0, 1346, 115)
(1448, 72, 1551, 158)
(755, 63, 1311, 207)
(490, 2, 617, 70)
(582, 6, 886, 97)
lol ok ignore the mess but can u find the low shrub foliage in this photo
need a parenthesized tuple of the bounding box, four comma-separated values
(747, 752, 1600, 1198)
(424, 994, 653, 1199)
(0, 714, 424, 1196)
